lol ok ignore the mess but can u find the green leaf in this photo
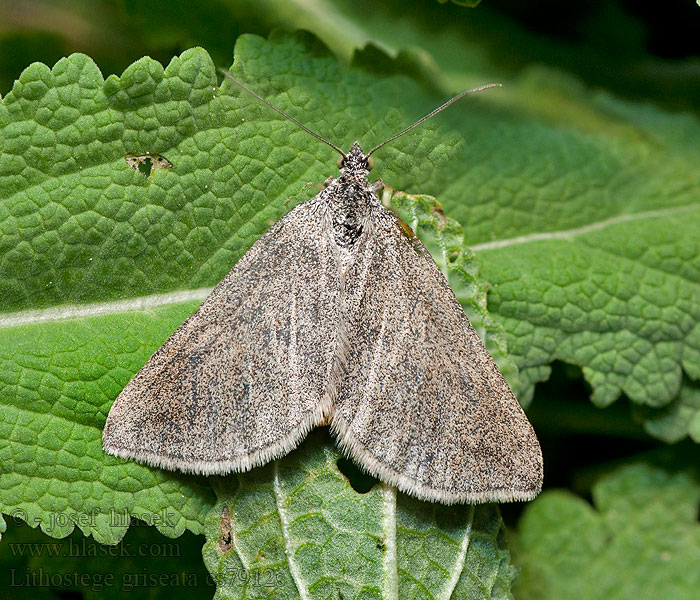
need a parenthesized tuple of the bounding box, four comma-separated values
(512, 462, 700, 600)
(465, 72, 700, 409)
(202, 430, 514, 600)
(637, 380, 700, 443)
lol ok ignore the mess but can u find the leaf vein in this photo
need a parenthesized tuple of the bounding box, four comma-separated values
(469, 204, 699, 252)
(442, 504, 474, 600)
(0, 288, 212, 329)
(273, 460, 309, 600)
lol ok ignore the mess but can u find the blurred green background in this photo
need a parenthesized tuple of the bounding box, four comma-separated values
(1, 1, 699, 598)
(1, 0, 699, 110)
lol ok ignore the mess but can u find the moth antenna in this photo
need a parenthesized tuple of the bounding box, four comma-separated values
(220, 69, 347, 158)
(366, 83, 502, 157)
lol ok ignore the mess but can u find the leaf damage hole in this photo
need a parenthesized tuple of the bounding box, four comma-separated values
(218, 505, 233, 554)
(337, 458, 379, 494)
(125, 153, 172, 178)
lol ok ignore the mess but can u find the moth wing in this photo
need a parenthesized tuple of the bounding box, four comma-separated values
(331, 208, 542, 503)
(103, 200, 339, 474)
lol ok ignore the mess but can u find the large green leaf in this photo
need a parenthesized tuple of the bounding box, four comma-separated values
(6, 32, 697, 419)
(464, 79, 700, 408)
(203, 430, 513, 600)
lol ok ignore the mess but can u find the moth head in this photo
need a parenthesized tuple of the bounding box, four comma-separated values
(337, 142, 374, 173)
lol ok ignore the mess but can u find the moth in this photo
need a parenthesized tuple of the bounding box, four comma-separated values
(103, 73, 543, 504)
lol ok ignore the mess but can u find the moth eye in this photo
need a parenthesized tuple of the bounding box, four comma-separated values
(337, 156, 345, 169)
(366, 156, 375, 171)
